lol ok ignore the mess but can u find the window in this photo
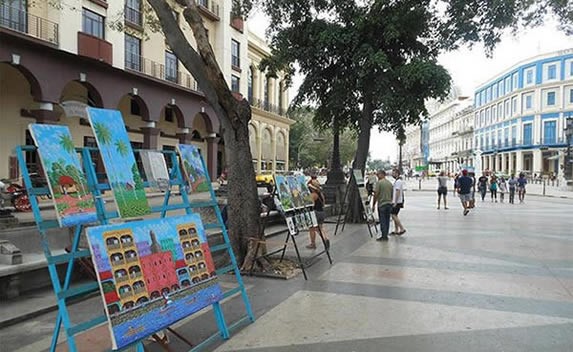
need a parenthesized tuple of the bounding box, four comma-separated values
(525, 95, 533, 110)
(0, 0, 27, 32)
(125, 0, 142, 26)
(505, 100, 510, 117)
(82, 8, 105, 39)
(247, 67, 253, 101)
(511, 126, 517, 146)
(505, 77, 511, 92)
(231, 39, 240, 68)
(525, 69, 534, 85)
(511, 97, 517, 115)
(498, 103, 503, 118)
(492, 83, 497, 99)
(504, 128, 509, 147)
(165, 51, 178, 83)
(231, 75, 240, 92)
(492, 106, 496, 121)
(547, 64, 557, 80)
(523, 123, 532, 145)
(499, 80, 504, 96)
(570, 89, 573, 104)
(512, 72, 518, 90)
(543, 120, 556, 144)
(124, 34, 141, 71)
(486, 87, 491, 102)
(546, 91, 556, 106)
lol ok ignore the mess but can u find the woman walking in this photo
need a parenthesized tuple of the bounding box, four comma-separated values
(490, 175, 498, 202)
(436, 171, 449, 209)
(306, 180, 330, 250)
(498, 177, 507, 203)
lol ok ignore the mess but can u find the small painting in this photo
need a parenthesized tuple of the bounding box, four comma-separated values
(87, 108, 151, 218)
(286, 176, 304, 209)
(353, 170, 364, 185)
(286, 216, 296, 235)
(86, 214, 223, 350)
(274, 175, 294, 212)
(177, 144, 210, 193)
(297, 176, 314, 206)
(140, 151, 170, 192)
(28, 124, 97, 227)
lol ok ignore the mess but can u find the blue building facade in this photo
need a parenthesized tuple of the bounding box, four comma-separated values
(473, 49, 573, 177)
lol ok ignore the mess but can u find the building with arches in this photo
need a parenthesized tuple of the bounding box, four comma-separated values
(473, 49, 573, 178)
(0, 0, 292, 181)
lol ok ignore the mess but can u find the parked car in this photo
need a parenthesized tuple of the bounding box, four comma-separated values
(256, 171, 275, 187)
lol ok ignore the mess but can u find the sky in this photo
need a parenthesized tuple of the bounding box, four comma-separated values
(248, 10, 573, 164)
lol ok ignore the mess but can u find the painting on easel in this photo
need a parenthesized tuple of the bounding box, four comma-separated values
(297, 175, 314, 206)
(86, 214, 223, 349)
(286, 176, 304, 208)
(177, 144, 210, 193)
(86, 108, 151, 218)
(28, 124, 97, 227)
(274, 175, 294, 212)
(140, 150, 170, 192)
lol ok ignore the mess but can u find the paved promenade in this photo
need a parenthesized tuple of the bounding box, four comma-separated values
(1, 192, 572, 351)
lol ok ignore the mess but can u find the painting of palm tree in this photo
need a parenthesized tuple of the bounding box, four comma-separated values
(88, 108, 150, 218)
(28, 124, 97, 227)
(176, 144, 209, 193)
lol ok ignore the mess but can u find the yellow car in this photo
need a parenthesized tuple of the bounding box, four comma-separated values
(256, 171, 275, 187)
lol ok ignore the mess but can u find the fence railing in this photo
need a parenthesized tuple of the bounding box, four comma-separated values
(0, 4, 59, 45)
(251, 98, 287, 117)
(125, 55, 201, 93)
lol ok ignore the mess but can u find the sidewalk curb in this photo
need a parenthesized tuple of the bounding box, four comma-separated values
(408, 188, 570, 199)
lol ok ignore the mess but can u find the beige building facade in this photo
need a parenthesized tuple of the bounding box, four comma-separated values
(0, 0, 292, 181)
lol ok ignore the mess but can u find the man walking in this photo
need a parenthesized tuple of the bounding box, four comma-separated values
(372, 170, 393, 241)
(391, 169, 406, 235)
(508, 174, 518, 204)
(456, 169, 473, 216)
(436, 171, 449, 209)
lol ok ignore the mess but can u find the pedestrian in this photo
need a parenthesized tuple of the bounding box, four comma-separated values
(477, 173, 488, 201)
(469, 172, 476, 208)
(371, 170, 393, 241)
(489, 174, 498, 202)
(436, 171, 449, 209)
(306, 180, 330, 250)
(517, 173, 527, 203)
(498, 177, 507, 203)
(390, 169, 406, 235)
(366, 171, 378, 197)
(508, 174, 518, 204)
(456, 169, 473, 216)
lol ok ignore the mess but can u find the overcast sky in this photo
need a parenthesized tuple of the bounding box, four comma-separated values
(248, 11, 573, 163)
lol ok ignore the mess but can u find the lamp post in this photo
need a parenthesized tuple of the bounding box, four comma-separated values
(296, 137, 325, 170)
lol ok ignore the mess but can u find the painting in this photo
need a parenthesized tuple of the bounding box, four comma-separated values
(297, 176, 314, 206)
(87, 108, 151, 218)
(274, 175, 294, 212)
(86, 214, 223, 350)
(353, 170, 364, 185)
(287, 176, 304, 209)
(28, 124, 97, 227)
(140, 151, 170, 192)
(177, 144, 210, 193)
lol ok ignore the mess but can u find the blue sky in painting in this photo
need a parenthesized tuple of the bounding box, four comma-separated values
(87, 214, 207, 260)
(178, 144, 206, 179)
(29, 124, 80, 170)
(87, 108, 138, 184)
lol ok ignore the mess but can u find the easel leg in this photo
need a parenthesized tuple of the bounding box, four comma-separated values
(248, 241, 262, 276)
(213, 302, 230, 339)
(290, 234, 308, 280)
(279, 232, 290, 263)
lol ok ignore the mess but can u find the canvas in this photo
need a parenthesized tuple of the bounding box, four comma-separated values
(177, 144, 210, 193)
(274, 175, 294, 212)
(28, 124, 98, 227)
(140, 150, 170, 192)
(297, 176, 314, 206)
(353, 170, 364, 185)
(286, 176, 304, 209)
(86, 214, 223, 349)
(87, 108, 151, 218)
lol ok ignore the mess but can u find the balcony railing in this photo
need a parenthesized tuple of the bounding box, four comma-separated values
(0, 4, 59, 45)
(124, 6, 142, 27)
(125, 55, 200, 93)
(251, 98, 287, 117)
(197, 0, 220, 20)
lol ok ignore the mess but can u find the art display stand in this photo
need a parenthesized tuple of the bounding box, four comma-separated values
(250, 190, 333, 280)
(14, 145, 254, 352)
(333, 170, 378, 237)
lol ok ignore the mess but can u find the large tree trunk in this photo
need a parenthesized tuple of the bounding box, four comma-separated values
(147, 0, 263, 267)
(346, 95, 374, 223)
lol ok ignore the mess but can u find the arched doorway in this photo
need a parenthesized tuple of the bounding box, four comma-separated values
(261, 127, 273, 171)
(248, 123, 259, 172)
(276, 130, 287, 172)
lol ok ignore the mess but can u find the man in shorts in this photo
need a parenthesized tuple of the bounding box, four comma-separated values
(456, 169, 473, 216)
(517, 173, 527, 203)
(391, 169, 406, 235)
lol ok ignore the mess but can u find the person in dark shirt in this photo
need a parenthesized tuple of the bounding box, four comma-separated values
(456, 169, 473, 216)
(477, 174, 488, 201)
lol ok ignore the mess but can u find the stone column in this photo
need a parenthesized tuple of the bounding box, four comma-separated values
(176, 132, 192, 145)
(533, 149, 543, 175)
(141, 127, 160, 150)
(205, 136, 220, 180)
(516, 150, 524, 174)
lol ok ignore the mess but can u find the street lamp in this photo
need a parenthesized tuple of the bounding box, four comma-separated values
(296, 137, 325, 170)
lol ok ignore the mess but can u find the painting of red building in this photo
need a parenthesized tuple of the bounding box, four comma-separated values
(200, 243, 216, 274)
(140, 230, 179, 299)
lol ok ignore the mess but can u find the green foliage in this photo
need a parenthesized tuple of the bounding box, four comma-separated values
(56, 202, 69, 212)
(131, 163, 144, 190)
(77, 199, 95, 209)
(116, 190, 149, 218)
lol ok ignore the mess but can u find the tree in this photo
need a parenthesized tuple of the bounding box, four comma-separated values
(145, 0, 262, 268)
(58, 133, 87, 198)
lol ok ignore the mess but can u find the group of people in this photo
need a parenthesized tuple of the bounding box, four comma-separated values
(371, 169, 406, 241)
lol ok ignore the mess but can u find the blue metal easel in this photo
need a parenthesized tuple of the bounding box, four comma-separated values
(14, 144, 254, 352)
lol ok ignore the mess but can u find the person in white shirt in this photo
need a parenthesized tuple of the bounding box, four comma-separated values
(391, 169, 406, 236)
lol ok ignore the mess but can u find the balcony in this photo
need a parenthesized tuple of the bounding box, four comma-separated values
(251, 98, 287, 117)
(78, 32, 112, 65)
(197, 0, 220, 21)
(124, 5, 142, 27)
(0, 4, 59, 45)
(125, 55, 200, 93)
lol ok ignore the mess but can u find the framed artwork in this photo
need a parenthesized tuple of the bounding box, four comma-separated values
(140, 150, 170, 192)
(274, 175, 294, 212)
(28, 124, 98, 227)
(286, 176, 304, 209)
(297, 176, 314, 206)
(353, 170, 364, 185)
(86, 214, 223, 350)
(176, 144, 210, 193)
(86, 108, 151, 218)
(286, 216, 296, 235)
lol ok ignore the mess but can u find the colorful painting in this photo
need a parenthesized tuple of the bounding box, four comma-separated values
(177, 144, 210, 193)
(297, 176, 314, 206)
(140, 151, 170, 192)
(86, 214, 223, 350)
(28, 124, 97, 227)
(286, 176, 304, 209)
(274, 175, 294, 212)
(87, 108, 150, 218)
